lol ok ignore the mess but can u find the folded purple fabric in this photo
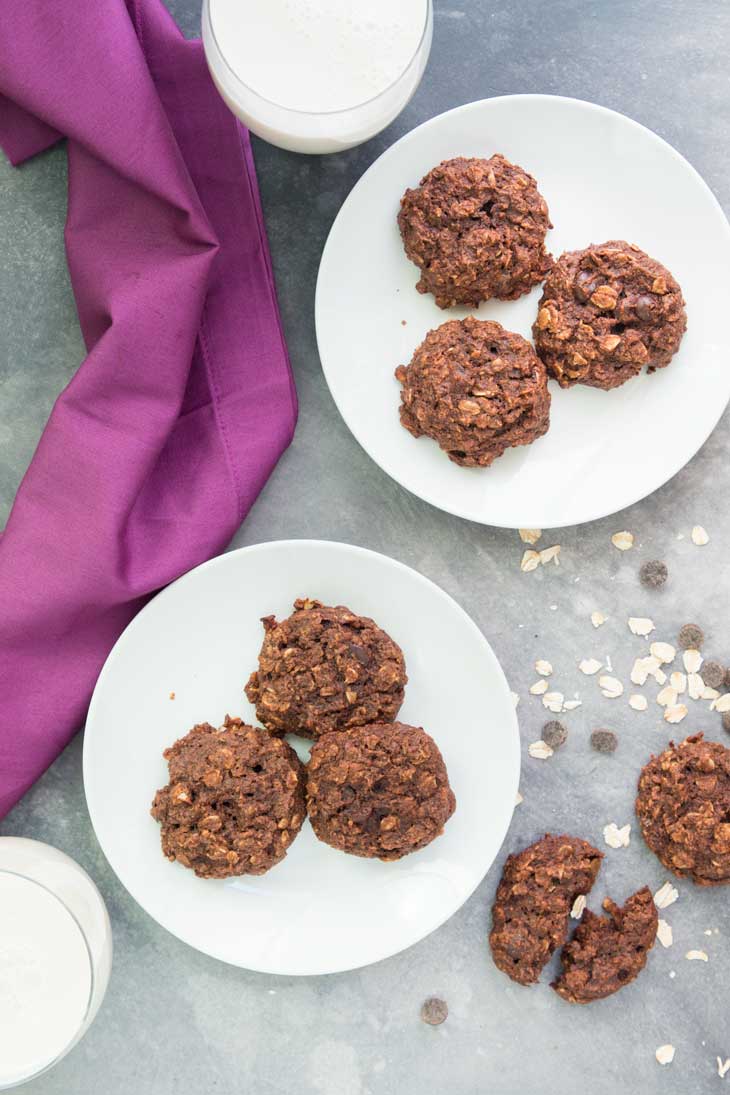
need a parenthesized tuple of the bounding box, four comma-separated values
(0, 0, 297, 817)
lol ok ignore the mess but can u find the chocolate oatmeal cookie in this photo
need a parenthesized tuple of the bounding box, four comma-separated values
(245, 599, 407, 740)
(306, 722, 456, 861)
(552, 887, 657, 1003)
(398, 154, 553, 309)
(151, 716, 305, 879)
(489, 834, 603, 985)
(533, 240, 686, 389)
(636, 733, 730, 885)
(395, 317, 550, 467)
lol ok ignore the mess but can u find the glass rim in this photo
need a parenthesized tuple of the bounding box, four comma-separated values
(0, 868, 96, 1092)
(205, 0, 432, 119)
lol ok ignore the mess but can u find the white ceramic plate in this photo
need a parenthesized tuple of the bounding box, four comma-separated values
(315, 95, 730, 528)
(83, 540, 519, 975)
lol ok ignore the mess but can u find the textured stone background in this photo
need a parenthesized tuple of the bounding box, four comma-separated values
(2, 1, 729, 1092)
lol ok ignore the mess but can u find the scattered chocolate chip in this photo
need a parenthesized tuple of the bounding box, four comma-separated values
(420, 997, 448, 1025)
(639, 560, 668, 589)
(701, 661, 726, 690)
(591, 729, 618, 754)
(722, 711, 730, 734)
(678, 623, 704, 650)
(542, 720, 568, 749)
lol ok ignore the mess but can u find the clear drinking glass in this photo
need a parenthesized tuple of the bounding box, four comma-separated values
(0, 838, 112, 1090)
(202, 0, 433, 154)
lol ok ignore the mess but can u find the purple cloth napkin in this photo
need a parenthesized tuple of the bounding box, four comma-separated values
(0, 0, 297, 818)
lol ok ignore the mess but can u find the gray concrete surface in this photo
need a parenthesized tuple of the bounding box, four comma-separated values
(2, 1, 730, 1092)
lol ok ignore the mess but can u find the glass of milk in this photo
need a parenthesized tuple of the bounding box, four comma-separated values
(0, 838, 112, 1089)
(202, 0, 433, 153)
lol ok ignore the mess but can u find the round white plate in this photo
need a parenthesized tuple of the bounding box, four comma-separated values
(83, 540, 519, 975)
(315, 95, 730, 528)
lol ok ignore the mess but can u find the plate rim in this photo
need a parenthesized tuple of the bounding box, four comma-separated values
(83, 537, 520, 975)
(315, 93, 730, 529)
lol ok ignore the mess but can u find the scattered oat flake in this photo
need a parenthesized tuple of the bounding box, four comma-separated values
(612, 530, 634, 551)
(591, 611, 607, 628)
(539, 545, 561, 566)
(629, 694, 648, 711)
(717, 1058, 730, 1079)
(656, 685, 678, 708)
(656, 1045, 675, 1066)
(711, 694, 730, 713)
(631, 657, 652, 686)
(688, 673, 705, 700)
(511, 692, 520, 708)
(542, 691, 564, 713)
(683, 648, 703, 674)
(656, 919, 673, 948)
(686, 949, 709, 962)
(530, 679, 549, 695)
(579, 658, 603, 675)
(691, 525, 710, 546)
(670, 672, 687, 694)
(703, 686, 720, 701)
(654, 882, 679, 909)
(535, 659, 553, 676)
(571, 894, 586, 920)
(599, 675, 624, 698)
(519, 528, 542, 545)
(629, 616, 655, 637)
(515, 791, 523, 806)
(664, 703, 688, 724)
(563, 699, 582, 711)
(520, 550, 541, 573)
(650, 641, 676, 664)
(528, 740, 553, 760)
(603, 822, 631, 849)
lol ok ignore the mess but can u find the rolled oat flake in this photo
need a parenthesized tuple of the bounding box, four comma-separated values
(591, 729, 618, 754)
(420, 997, 448, 1026)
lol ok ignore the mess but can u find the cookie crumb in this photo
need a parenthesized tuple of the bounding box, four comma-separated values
(639, 560, 668, 588)
(590, 611, 607, 628)
(722, 711, 730, 734)
(420, 997, 448, 1026)
(701, 661, 725, 690)
(611, 530, 634, 551)
(678, 623, 704, 649)
(591, 729, 618, 753)
(542, 720, 568, 749)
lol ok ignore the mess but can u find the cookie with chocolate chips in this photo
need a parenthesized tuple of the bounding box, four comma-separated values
(489, 834, 603, 985)
(306, 722, 456, 861)
(151, 716, 306, 879)
(636, 733, 730, 885)
(552, 887, 657, 1003)
(245, 599, 407, 740)
(533, 240, 686, 389)
(395, 317, 550, 467)
(398, 154, 553, 309)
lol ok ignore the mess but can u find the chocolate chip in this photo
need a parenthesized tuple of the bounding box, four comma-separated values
(701, 661, 726, 690)
(722, 711, 730, 734)
(678, 623, 704, 650)
(542, 720, 568, 749)
(639, 560, 668, 589)
(635, 294, 656, 322)
(420, 997, 448, 1026)
(591, 729, 617, 753)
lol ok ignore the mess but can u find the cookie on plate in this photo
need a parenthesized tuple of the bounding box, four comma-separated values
(552, 887, 657, 1003)
(395, 317, 550, 467)
(636, 733, 730, 885)
(151, 716, 305, 878)
(533, 240, 686, 389)
(245, 598, 407, 740)
(398, 154, 553, 309)
(306, 722, 456, 861)
(489, 834, 603, 985)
